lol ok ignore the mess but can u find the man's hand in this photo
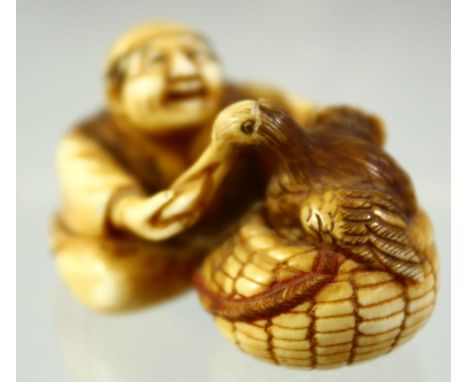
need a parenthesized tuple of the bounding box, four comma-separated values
(110, 191, 192, 241)
(109, 126, 235, 242)
(110, 175, 208, 241)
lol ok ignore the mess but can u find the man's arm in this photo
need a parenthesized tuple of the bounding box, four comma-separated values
(57, 128, 234, 241)
(57, 129, 143, 236)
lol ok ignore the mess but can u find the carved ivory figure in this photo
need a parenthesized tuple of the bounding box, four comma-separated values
(52, 22, 318, 312)
(52, 22, 438, 368)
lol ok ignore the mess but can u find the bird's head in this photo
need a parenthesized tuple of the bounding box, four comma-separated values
(211, 100, 261, 146)
(211, 98, 302, 150)
(211, 99, 313, 183)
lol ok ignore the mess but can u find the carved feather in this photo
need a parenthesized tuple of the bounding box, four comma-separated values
(302, 188, 424, 282)
(341, 189, 423, 281)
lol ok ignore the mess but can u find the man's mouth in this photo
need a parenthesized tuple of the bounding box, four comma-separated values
(164, 80, 207, 102)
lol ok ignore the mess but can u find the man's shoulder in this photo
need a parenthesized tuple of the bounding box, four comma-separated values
(71, 109, 112, 136)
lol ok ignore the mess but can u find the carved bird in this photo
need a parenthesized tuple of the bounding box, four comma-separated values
(195, 99, 438, 368)
(214, 99, 423, 280)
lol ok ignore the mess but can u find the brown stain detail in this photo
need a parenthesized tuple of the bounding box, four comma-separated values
(318, 341, 353, 348)
(307, 297, 317, 367)
(389, 278, 410, 351)
(266, 318, 279, 364)
(195, 251, 339, 322)
(313, 249, 341, 274)
(427, 254, 439, 298)
(232, 321, 240, 347)
(357, 294, 404, 309)
(393, 259, 436, 344)
(347, 272, 362, 364)
(358, 326, 403, 338)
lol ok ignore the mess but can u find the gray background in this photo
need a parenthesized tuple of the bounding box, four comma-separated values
(17, 0, 450, 381)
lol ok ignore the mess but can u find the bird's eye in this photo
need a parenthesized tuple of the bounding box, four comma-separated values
(240, 120, 255, 135)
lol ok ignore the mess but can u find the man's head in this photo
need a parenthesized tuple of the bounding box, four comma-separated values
(106, 22, 224, 133)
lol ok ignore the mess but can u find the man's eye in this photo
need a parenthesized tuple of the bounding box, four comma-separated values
(187, 48, 212, 60)
(147, 53, 165, 65)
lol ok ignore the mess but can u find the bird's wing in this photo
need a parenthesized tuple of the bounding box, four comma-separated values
(301, 188, 424, 282)
(307, 106, 386, 146)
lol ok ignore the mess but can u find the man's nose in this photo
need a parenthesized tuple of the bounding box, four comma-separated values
(169, 52, 198, 78)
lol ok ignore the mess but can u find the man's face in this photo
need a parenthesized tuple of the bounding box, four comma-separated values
(110, 33, 224, 132)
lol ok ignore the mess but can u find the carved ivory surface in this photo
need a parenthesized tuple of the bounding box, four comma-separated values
(52, 22, 438, 369)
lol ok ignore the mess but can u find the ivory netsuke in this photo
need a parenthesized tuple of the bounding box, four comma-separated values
(51, 21, 438, 369)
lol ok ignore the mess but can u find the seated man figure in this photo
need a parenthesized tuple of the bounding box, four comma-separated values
(52, 22, 358, 312)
